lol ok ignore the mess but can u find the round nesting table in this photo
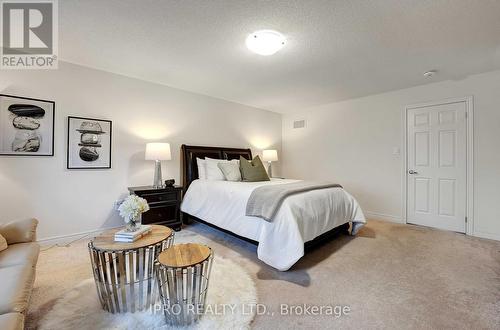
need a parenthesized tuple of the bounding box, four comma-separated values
(156, 243, 214, 326)
(88, 225, 174, 313)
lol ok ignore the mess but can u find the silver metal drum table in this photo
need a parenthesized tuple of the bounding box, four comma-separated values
(156, 243, 213, 326)
(88, 225, 174, 313)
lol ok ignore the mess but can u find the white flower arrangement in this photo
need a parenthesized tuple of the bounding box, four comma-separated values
(117, 195, 150, 224)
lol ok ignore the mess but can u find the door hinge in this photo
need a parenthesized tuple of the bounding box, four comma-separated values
(465, 112, 468, 119)
(465, 217, 468, 223)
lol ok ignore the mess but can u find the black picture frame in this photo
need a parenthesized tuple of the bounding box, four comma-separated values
(0, 94, 55, 156)
(67, 116, 112, 169)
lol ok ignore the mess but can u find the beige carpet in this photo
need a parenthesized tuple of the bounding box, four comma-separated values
(27, 220, 500, 329)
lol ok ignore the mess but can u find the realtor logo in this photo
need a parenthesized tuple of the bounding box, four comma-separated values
(1, 0, 58, 69)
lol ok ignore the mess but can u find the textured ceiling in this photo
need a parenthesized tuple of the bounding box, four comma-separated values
(60, 0, 500, 113)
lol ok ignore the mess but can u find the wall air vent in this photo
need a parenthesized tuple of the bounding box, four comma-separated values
(293, 119, 306, 129)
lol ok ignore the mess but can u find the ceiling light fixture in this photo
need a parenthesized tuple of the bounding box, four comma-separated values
(423, 70, 437, 78)
(246, 30, 286, 56)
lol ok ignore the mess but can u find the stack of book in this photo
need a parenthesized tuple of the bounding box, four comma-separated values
(114, 225, 152, 243)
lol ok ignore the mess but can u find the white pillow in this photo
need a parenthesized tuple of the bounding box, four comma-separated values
(0, 234, 7, 252)
(196, 158, 207, 180)
(218, 162, 242, 181)
(205, 158, 226, 181)
(205, 158, 239, 181)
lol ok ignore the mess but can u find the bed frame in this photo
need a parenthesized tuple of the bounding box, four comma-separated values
(180, 144, 350, 250)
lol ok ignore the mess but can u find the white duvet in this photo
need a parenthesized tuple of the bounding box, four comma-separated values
(181, 179, 366, 271)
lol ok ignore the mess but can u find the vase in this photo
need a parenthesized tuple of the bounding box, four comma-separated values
(126, 214, 142, 232)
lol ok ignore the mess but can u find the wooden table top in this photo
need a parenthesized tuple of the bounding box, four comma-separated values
(91, 225, 173, 251)
(158, 243, 212, 268)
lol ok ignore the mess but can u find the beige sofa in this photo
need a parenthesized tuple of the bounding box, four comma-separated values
(0, 219, 39, 330)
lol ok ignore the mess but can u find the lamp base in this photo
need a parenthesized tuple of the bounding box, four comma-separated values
(267, 161, 273, 178)
(153, 160, 164, 189)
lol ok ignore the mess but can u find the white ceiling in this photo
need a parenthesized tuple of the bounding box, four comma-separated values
(60, 0, 500, 114)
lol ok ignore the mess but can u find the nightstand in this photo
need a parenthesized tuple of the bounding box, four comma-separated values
(128, 185, 183, 231)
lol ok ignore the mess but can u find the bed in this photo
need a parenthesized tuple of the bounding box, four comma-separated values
(180, 145, 366, 271)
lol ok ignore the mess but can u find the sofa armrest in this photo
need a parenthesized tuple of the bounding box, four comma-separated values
(0, 219, 38, 244)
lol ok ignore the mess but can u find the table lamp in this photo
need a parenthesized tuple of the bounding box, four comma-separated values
(145, 143, 171, 189)
(262, 149, 278, 178)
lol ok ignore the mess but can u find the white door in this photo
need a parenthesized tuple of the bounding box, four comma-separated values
(407, 101, 467, 233)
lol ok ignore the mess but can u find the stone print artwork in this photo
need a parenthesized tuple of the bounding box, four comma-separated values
(9, 104, 45, 152)
(76, 121, 105, 162)
(67, 117, 111, 169)
(0, 95, 54, 156)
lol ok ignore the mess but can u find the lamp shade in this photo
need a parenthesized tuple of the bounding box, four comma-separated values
(262, 149, 278, 162)
(145, 143, 171, 161)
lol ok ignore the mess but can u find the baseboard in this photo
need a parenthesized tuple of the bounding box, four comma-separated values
(472, 230, 500, 241)
(37, 225, 122, 246)
(364, 211, 404, 224)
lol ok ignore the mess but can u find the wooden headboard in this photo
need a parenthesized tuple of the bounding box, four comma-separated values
(181, 144, 252, 191)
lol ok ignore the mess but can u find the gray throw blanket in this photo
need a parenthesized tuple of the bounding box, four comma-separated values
(246, 181, 343, 222)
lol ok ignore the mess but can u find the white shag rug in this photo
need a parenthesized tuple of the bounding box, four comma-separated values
(38, 256, 257, 330)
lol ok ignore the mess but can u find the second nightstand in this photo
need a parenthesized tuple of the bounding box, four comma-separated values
(128, 185, 183, 231)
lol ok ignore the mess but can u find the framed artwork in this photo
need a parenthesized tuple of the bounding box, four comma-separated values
(67, 116, 112, 169)
(0, 94, 55, 156)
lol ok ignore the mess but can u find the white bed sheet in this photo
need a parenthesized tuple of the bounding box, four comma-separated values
(181, 179, 366, 271)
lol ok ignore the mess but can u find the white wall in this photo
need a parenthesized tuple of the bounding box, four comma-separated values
(0, 61, 282, 241)
(283, 69, 500, 241)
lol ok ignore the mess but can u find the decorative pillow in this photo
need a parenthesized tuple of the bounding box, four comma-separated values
(205, 158, 239, 181)
(218, 162, 242, 181)
(239, 156, 270, 182)
(196, 158, 207, 180)
(0, 218, 38, 244)
(0, 234, 7, 252)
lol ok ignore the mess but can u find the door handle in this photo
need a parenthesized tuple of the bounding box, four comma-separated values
(408, 170, 418, 175)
